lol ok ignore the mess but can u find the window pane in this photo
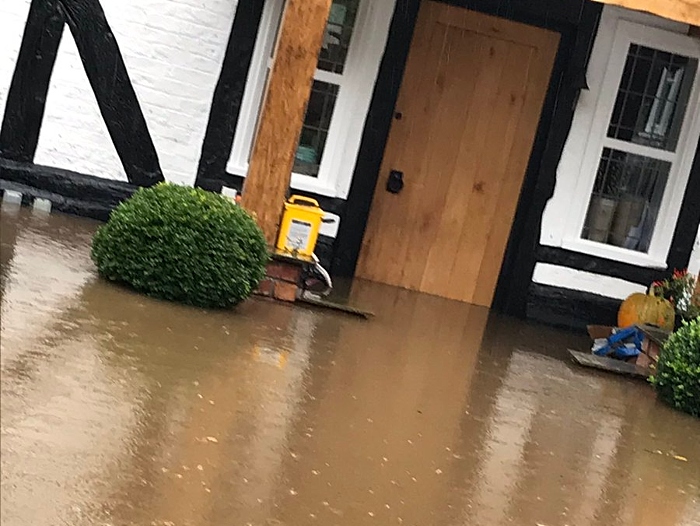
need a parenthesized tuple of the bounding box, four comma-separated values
(318, 0, 360, 74)
(581, 148, 671, 252)
(607, 44, 697, 152)
(270, 0, 360, 75)
(294, 81, 340, 177)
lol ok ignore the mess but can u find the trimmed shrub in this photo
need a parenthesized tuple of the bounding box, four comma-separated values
(651, 317, 700, 417)
(91, 183, 268, 308)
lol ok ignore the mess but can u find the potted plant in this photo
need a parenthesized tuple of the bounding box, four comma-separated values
(652, 269, 700, 329)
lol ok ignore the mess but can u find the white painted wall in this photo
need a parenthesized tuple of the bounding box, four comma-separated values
(2, 0, 239, 186)
(536, 6, 693, 299)
(532, 263, 647, 300)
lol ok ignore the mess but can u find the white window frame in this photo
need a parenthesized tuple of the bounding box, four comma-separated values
(227, 0, 396, 198)
(561, 20, 700, 268)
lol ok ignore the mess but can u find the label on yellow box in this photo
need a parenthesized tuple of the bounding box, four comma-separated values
(286, 219, 313, 251)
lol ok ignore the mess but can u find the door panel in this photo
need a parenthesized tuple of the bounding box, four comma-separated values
(356, 2, 559, 307)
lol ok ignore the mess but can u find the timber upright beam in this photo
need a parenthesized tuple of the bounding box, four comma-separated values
(242, 0, 333, 245)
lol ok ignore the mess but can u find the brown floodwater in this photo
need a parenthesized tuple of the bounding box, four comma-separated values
(1, 204, 699, 526)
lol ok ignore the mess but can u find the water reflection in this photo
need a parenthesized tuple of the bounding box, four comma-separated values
(1, 208, 699, 526)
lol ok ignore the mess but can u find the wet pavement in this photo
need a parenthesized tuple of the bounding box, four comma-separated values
(1, 205, 699, 526)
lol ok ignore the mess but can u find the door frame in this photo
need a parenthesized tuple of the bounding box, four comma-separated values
(331, 0, 604, 316)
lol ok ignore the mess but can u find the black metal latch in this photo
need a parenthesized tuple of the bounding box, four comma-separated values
(386, 170, 404, 194)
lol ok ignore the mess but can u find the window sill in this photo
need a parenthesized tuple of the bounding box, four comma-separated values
(561, 238, 668, 269)
(229, 164, 340, 199)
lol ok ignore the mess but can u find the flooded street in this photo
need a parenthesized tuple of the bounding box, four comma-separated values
(1, 206, 699, 526)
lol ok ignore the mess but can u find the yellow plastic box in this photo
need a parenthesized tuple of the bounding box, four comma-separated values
(276, 195, 325, 258)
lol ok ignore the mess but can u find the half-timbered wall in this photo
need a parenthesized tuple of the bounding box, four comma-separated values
(1, 0, 239, 187)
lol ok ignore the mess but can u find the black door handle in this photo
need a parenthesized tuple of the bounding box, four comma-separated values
(386, 170, 404, 194)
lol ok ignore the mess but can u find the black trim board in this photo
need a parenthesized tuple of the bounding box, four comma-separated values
(526, 283, 621, 332)
(440, 0, 587, 25)
(536, 246, 668, 286)
(196, 2, 265, 186)
(492, 2, 602, 316)
(58, 0, 163, 186)
(0, 0, 163, 186)
(666, 138, 700, 272)
(0, 0, 64, 163)
(0, 159, 137, 220)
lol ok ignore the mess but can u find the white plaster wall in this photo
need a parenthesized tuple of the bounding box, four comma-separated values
(3, 0, 238, 186)
(532, 263, 647, 300)
(0, 0, 32, 121)
(535, 6, 691, 299)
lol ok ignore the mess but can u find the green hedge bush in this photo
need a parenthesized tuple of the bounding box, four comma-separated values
(92, 183, 268, 308)
(651, 317, 700, 417)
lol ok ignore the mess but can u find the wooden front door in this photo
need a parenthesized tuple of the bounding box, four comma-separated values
(356, 2, 559, 307)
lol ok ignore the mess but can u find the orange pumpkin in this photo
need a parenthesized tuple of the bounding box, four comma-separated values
(618, 292, 675, 331)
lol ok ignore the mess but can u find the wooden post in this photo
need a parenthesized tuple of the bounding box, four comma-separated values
(242, 0, 333, 245)
(592, 1, 700, 26)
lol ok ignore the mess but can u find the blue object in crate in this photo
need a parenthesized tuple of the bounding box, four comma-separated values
(593, 326, 643, 360)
